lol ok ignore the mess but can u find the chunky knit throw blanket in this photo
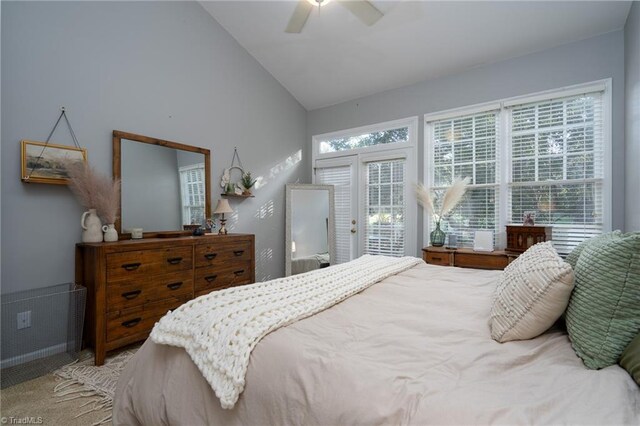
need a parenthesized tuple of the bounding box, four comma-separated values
(150, 254, 422, 409)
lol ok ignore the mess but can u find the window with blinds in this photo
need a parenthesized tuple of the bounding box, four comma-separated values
(179, 164, 206, 225)
(429, 111, 500, 247)
(508, 93, 604, 255)
(316, 165, 352, 264)
(365, 159, 406, 257)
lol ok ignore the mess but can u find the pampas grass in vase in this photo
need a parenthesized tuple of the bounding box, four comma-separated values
(67, 162, 120, 242)
(416, 177, 470, 247)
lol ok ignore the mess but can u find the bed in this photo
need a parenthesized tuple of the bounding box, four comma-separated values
(113, 261, 640, 425)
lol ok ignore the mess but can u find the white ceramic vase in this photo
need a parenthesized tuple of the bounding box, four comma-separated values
(81, 209, 103, 243)
(102, 223, 118, 242)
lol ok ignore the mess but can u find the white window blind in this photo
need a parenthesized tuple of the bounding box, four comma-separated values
(316, 165, 352, 264)
(179, 164, 205, 225)
(428, 110, 501, 247)
(365, 159, 406, 257)
(508, 92, 604, 255)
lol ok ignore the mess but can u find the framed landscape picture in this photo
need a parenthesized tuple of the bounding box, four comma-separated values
(21, 140, 87, 185)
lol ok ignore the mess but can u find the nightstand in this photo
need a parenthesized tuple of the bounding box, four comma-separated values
(422, 246, 518, 270)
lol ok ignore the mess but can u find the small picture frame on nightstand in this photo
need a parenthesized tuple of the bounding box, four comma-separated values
(473, 231, 494, 252)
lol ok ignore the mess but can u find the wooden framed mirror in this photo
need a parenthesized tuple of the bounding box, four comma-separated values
(113, 130, 211, 239)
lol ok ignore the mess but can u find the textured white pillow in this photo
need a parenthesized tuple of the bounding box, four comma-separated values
(490, 241, 575, 343)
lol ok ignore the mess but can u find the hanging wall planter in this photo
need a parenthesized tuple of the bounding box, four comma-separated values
(220, 147, 256, 198)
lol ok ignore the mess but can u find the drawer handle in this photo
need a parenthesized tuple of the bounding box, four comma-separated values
(121, 262, 141, 271)
(121, 290, 142, 300)
(233, 269, 245, 276)
(122, 318, 141, 328)
(233, 250, 245, 257)
(204, 253, 217, 260)
(167, 282, 183, 290)
(204, 275, 218, 282)
(167, 257, 183, 265)
(432, 257, 442, 261)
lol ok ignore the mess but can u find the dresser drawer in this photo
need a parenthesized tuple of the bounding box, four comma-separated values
(195, 240, 252, 268)
(195, 261, 253, 294)
(424, 251, 451, 266)
(106, 270, 193, 312)
(106, 296, 188, 343)
(107, 246, 193, 280)
(455, 253, 508, 270)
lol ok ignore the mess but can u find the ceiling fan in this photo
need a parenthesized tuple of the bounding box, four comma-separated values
(285, 0, 384, 33)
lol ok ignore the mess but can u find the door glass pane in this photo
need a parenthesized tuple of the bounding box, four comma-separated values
(365, 159, 405, 257)
(316, 165, 352, 264)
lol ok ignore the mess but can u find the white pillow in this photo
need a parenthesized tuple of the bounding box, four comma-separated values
(490, 241, 574, 343)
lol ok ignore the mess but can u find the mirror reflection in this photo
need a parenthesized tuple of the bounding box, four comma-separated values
(286, 184, 336, 276)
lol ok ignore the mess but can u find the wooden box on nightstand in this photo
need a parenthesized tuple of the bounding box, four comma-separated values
(506, 225, 552, 252)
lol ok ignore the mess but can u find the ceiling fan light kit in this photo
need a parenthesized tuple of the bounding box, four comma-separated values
(285, 0, 383, 34)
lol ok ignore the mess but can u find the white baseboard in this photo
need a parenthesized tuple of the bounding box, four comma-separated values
(0, 342, 69, 369)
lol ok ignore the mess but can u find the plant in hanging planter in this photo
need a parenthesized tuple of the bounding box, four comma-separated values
(416, 177, 470, 247)
(67, 161, 120, 242)
(239, 171, 257, 195)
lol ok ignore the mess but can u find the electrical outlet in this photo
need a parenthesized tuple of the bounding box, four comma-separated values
(17, 311, 31, 330)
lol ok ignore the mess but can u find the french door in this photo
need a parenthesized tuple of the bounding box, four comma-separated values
(315, 157, 357, 263)
(315, 149, 416, 263)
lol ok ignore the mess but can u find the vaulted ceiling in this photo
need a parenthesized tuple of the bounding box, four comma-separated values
(201, 1, 632, 110)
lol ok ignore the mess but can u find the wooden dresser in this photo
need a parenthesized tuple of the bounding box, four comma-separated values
(422, 246, 518, 270)
(76, 234, 255, 365)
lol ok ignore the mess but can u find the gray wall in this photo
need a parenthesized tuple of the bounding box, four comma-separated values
(121, 140, 181, 231)
(1, 1, 307, 294)
(625, 2, 640, 232)
(307, 30, 627, 252)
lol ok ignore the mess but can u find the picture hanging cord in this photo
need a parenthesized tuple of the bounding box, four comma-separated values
(229, 147, 244, 172)
(26, 107, 84, 180)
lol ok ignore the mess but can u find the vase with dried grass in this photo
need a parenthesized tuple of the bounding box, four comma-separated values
(67, 162, 120, 243)
(416, 177, 470, 247)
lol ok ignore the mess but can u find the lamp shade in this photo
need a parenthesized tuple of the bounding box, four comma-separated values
(213, 199, 233, 215)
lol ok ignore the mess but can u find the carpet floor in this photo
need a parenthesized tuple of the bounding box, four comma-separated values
(1, 345, 139, 426)
(1, 372, 109, 426)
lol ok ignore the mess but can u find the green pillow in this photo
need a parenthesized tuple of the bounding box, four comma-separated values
(620, 333, 640, 385)
(565, 232, 640, 369)
(565, 230, 622, 269)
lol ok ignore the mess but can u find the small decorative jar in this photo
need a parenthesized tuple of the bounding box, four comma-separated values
(102, 224, 118, 242)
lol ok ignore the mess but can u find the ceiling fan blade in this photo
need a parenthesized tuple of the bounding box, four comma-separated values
(338, 0, 383, 26)
(285, 0, 314, 33)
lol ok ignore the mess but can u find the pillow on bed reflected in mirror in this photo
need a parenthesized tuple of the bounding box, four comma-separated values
(490, 242, 575, 343)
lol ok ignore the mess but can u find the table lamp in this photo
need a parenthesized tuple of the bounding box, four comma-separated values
(213, 199, 234, 235)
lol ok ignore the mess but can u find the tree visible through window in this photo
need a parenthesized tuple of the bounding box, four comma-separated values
(319, 127, 408, 153)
